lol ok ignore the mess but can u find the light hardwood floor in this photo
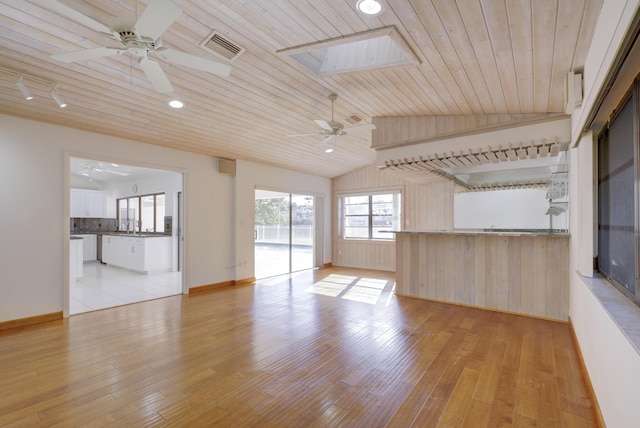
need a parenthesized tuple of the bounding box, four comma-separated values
(0, 267, 597, 427)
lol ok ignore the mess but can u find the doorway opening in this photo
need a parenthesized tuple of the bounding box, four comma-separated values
(254, 189, 315, 279)
(68, 157, 184, 314)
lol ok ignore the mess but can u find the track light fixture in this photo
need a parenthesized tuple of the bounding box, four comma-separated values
(16, 75, 34, 100)
(50, 85, 67, 108)
(0, 66, 68, 107)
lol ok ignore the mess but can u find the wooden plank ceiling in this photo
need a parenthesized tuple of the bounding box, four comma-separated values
(0, 0, 601, 178)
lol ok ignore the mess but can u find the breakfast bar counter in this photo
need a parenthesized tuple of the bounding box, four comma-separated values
(394, 230, 570, 321)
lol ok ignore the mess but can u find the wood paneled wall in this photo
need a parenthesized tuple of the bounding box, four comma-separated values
(332, 164, 454, 270)
(395, 232, 570, 320)
(371, 114, 562, 148)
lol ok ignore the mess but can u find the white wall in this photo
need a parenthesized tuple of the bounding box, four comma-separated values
(0, 115, 330, 323)
(234, 159, 332, 280)
(454, 189, 551, 229)
(568, 1, 640, 427)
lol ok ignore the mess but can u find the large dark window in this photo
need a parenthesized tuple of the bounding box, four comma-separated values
(597, 88, 638, 302)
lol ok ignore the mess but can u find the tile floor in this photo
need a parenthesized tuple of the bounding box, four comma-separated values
(70, 262, 183, 315)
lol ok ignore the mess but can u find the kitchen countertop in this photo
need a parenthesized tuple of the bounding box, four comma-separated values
(389, 229, 569, 237)
(101, 232, 171, 238)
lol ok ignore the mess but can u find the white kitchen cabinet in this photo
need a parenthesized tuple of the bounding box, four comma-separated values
(75, 234, 97, 261)
(70, 189, 106, 218)
(121, 237, 144, 271)
(69, 237, 83, 278)
(102, 235, 172, 274)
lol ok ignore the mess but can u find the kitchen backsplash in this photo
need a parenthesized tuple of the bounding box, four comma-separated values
(71, 218, 117, 234)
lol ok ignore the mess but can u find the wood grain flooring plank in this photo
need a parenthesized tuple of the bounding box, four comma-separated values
(438, 366, 481, 426)
(410, 332, 481, 426)
(462, 398, 492, 427)
(308, 404, 349, 428)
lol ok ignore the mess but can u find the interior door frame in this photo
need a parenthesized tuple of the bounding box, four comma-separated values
(63, 151, 187, 317)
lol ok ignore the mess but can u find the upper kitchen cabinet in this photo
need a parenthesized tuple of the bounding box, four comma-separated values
(71, 189, 106, 218)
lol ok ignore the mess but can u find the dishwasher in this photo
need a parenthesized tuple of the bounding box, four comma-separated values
(97, 234, 104, 263)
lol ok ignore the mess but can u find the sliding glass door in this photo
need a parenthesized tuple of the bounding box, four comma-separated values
(290, 194, 314, 272)
(255, 190, 314, 279)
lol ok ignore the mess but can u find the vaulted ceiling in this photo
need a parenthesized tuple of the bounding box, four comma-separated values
(0, 0, 601, 178)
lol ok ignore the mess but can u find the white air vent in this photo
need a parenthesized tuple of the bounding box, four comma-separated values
(564, 71, 583, 113)
(200, 30, 245, 62)
(344, 113, 363, 125)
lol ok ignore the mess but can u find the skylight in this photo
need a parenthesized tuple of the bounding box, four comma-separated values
(277, 26, 420, 76)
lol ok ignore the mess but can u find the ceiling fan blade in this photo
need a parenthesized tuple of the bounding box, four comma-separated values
(138, 57, 174, 93)
(158, 49, 231, 77)
(346, 123, 377, 132)
(31, 0, 118, 38)
(314, 120, 333, 132)
(288, 133, 322, 137)
(316, 135, 333, 148)
(341, 133, 367, 142)
(52, 46, 123, 63)
(135, 0, 182, 41)
(103, 168, 130, 176)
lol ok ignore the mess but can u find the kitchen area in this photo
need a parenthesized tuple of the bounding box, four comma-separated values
(69, 157, 183, 314)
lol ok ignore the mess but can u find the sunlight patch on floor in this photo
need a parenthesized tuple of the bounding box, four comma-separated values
(305, 274, 356, 297)
(306, 274, 395, 305)
(342, 278, 388, 304)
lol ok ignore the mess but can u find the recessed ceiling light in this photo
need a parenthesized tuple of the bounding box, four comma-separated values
(325, 147, 334, 153)
(111, 163, 119, 167)
(357, 0, 383, 15)
(168, 99, 184, 109)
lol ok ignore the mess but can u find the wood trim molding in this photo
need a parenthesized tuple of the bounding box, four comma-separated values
(568, 317, 606, 428)
(0, 311, 63, 332)
(235, 277, 256, 286)
(189, 280, 236, 295)
(322, 263, 332, 269)
(396, 293, 569, 324)
(189, 278, 256, 295)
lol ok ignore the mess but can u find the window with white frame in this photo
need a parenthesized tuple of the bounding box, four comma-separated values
(339, 191, 402, 240)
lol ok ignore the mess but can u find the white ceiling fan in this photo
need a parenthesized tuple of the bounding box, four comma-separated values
(77, 162, 130, 177)
(32, 0, 231, 93)
(288, 93, 376, 152)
